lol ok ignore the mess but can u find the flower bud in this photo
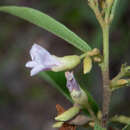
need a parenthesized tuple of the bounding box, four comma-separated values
(116, 79, 128, 86)
(53, 104, 77, 129)
(92, 48, 100, 55)
(89, 121, 95, 128)
(52, 122, 64, 128)
(93, 56, 102, 63)
(83, 56, 92, 74)
(97, 111, 102, 120)
(65, 71, 88, 107)
(111, 79, 129, 91)
(55, 106, 80, 122)
(87, 48, 100, 57)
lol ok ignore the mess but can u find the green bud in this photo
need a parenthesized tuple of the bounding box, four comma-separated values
(111, 79, 129, 91)
(89, 121, 95, 128)
(87, 48, 100, 57)
(52, 122, 64, 128)
(116, 79, 128, 86)
(83, 56, 92, 74)
(55, 106, 80, 122)
(52, 55, 80, 72)
(97, 111, 102, 120)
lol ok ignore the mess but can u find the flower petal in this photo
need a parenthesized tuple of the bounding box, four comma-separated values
(30, 43, 50, 61)
(65, 71, 80, 92)
(25, 61, 37, 68)
(44, 56, 61, 67)
(30, 43, 61, 66)
(26, 44, 62, 76)
(30, 65, 45, 76)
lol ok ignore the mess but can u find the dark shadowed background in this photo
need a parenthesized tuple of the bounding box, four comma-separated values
(0, 0, 130, 130)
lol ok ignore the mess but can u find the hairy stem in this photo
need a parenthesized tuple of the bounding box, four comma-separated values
(87, 0, 114, 127)
(101, 70, 111, 127)
(101, 25, 111, 128)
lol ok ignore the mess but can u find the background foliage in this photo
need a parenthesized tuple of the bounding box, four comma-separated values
(0, 0, 130, 130)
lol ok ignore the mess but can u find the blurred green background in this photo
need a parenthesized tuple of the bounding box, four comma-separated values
(0, 0, 130, 130)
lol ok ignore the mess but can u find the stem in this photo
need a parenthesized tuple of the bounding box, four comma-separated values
(102, 25, 109, 70)
(101, 25, 111, 128)
(110, 0, 119, 22)
(87, 103, 97, 121)
(87, 0, 118, 128)
(105, 6, 111, 24)
(80, 52, 88, 59)
(88, 1, 104, 28)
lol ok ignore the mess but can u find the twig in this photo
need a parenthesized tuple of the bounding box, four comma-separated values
(87, 0, 119, 128)
(110, 0, 119, 22)
(88, 0, 104, 28)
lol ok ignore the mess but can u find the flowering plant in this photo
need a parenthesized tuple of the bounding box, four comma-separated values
(25, 44, 80, 76)
(0, 0, 130, 129)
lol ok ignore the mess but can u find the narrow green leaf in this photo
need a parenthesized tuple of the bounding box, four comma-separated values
(39, 71, 72, 102)
(39, 71, 99, 115)
(110, 0, 119, 21)
(82, 87, 99, 115)
(110, 115, 130, 125)
(0, 6, 91, 52)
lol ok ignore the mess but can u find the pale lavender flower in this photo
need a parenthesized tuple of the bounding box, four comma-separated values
(65, 71, 80, 92)
(25, 44, 61, 76)
(65, 71, 88, 106)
